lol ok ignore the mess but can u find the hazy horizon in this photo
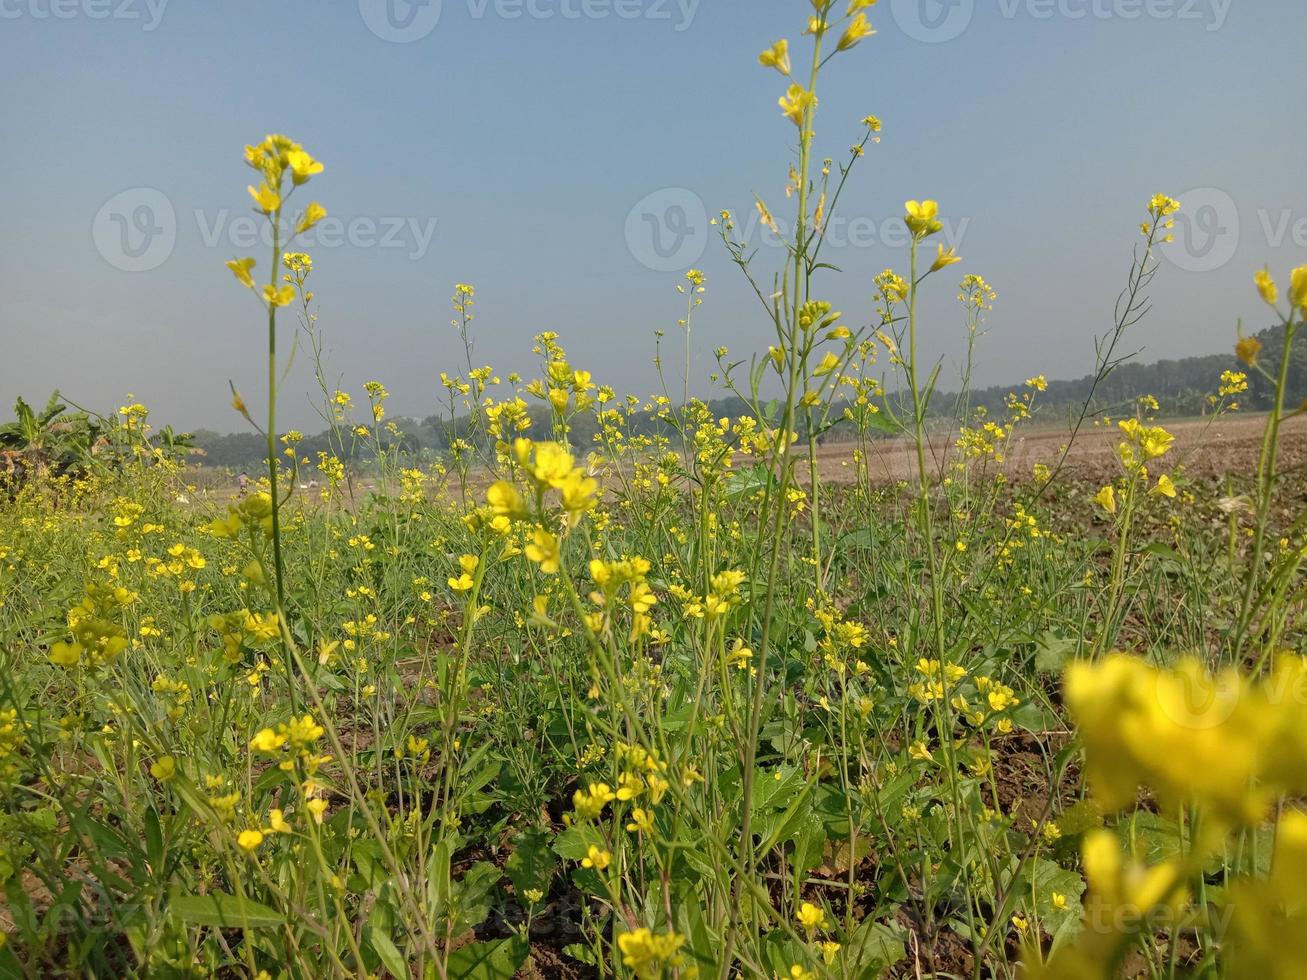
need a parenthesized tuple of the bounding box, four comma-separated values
(166, 330, 1251, 439)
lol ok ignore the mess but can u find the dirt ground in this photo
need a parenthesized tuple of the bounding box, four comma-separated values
(811, 413, 1307, 487)
(188, 413, 1305, 509)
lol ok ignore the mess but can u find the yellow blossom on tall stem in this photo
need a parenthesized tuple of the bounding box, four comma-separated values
(1147, 193, 1181, 218)
(224, 135, 327, 696)
(779, 84, 817, 127)
(904, 200, 942, 239)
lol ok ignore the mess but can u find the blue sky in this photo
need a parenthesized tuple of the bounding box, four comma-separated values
(2, 0, 1305, 430)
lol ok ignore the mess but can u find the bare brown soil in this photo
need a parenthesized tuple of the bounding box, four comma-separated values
(811, 413, 1307, 487)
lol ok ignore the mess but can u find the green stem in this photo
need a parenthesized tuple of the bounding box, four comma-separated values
(1236, 316, 1297, 658)
(722, 27, 824, 974)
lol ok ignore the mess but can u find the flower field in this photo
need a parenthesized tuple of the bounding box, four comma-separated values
(4, 4, 1307, 978)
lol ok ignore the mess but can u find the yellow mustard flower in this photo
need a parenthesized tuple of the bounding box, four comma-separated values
(797, 901, 827, 935)
(779, 84, 817, 127)
(758, 38, 790, 74)
(931, 243, 962, 271)
(837, 12, 875, 50)
(237, 829, 265, 853)
(904, 200, 942, 239)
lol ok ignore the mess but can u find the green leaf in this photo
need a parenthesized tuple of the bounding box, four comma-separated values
(170, 893, 282, 929)
(505, 828, 557, 903)
(1033, 630, 1078, 674)
(674, 882, 721, 976)
(445, 936, 529, 980)
(427, 837, 452, 919)
(1140, 542, 1183, 563)
(144, 808, 164, 872)
(844, 917, 906, 974)
(1119, 811, 1186, 865)
(725, 465, 775, 501)
(367, 923, 410, 980)
(562, 943, 598, 966)
(750, 765, 804, 815)
(464, 759, 504, 816)
(1012, 700, 1062, 734)
(791, 811, 828, 873)
(451, 861, 501, 933)
(759, 929, 808, 979)
(552, 824, 605, 862)
(863, 408, 904, 436)
(1027, 857, 1086, 948)
(835, 527, 876, 551)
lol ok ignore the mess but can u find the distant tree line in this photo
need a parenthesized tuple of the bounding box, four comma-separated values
(945, 322, 1301, 423)
(190, 398, 758, 472)
(189, 325, 1299, 470)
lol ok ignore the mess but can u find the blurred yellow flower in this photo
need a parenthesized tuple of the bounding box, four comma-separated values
(1290, 265, 1307, 313)
(264, 284, 295, 308)
(237, 829, 265, 853)
(617, 929, 685, 977)
(1236, 335, 1263, 366)
(297, 202, 327, 234)
(1065, 654, 1307, 824)
(1255, 267, 1278, 306)
(149, 756, 176, 780)
(226, 257, 256, 289)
